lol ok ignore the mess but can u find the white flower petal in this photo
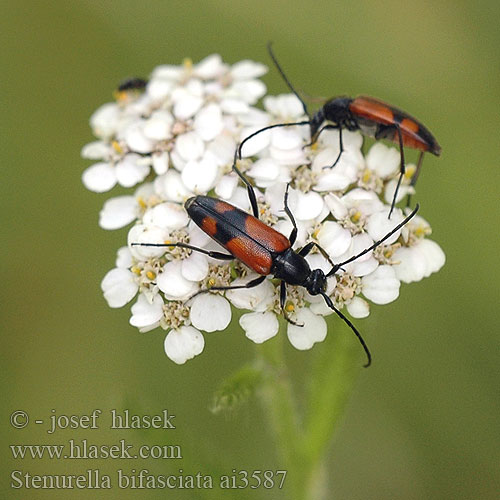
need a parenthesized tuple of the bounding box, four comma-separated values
(130, 294, 164, 328)
(220, 98, 250, 114)
(384, 178, 414, 205)
(271, 127, 303, 150)
(362, 265, 400, 304)
(240, 311, 279, 344)
(324, 193, 348, 220)
(151, 64, 184, 81)
(147, 78, 175, 101)
(99, 196, 137, 230)
(230, 60, 267, 79)
(190, 294, 231, 332)
(269, 144, 307, 167)
(128, 224, 169, 260)
(152, 151, 169, 175)
(195, 54, 226, 79)
(207, 134, 237, 167)
(229, 80, 266, 103)
(115, 154, 150, 187)
(124, 121, 154, 154)
(294, 191, 324, 221)
(226, 277, 275, 312)
(143, 202, 189, 231)
(309, 298, 334, 316)
(313, 148, 360, 191)
(287, 308, 327, 350)
(90, 103, 120, 138)
(238, 107, 270, 127)
(305, 252, 332, 274)
(215, 174, 238, 200)
(341, 233, 379, 277)
(366, 208, 404, 245)
(318, 128, 363, 151)
(164, 326, 204, 364)
(247, 158, 280, 184)
(392, 245, 426, 283)
(239, 126, 271, 157)
(174, 131, 205, 161)
(81, 141, 110, 160)
(157, 170, 192, 202)
(346, 297, 370, 318)
(419, 239, 446, 277)
(263, 94, 305, 118)
(193, 104, 224, 141)
(173, 94, 204, 120)
(157, 260, 198, 300)
(366, 143, 400, 178)
(317, 221, 352, 258)
(341, 188, 385, 215)
(101, 268, 138, 308)
(143, 110, 173, 141)
(116, 246, 133, 268)
(181, 155, 218, 193)
(181, 252, 209, 282)
(393, 239, 445, 283)
(82, 162, 116, 192)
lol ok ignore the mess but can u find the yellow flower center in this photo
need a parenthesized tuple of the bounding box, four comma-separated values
(351, 211, 361, 223)
(111, 140, 123, 154)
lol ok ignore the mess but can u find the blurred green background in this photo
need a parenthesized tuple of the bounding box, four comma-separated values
(2, 1, 499, 498)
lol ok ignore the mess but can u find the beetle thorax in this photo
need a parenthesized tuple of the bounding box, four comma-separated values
(272, 249, 311, 286)
(322, 97, 354, 128)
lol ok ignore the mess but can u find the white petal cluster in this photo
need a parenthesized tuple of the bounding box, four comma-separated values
(83, 54, 445, 364)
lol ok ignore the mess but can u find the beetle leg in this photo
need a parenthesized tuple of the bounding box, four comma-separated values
(303, 123, 333, 147)
(331, 126, 344, 168)
(283, 183, 298, 246)
(233, 122, 309, 220)
(298, 241, 335, 268)
(406, 151, 425, 207)
(131, 242, 234, 260)
(280, 280, 304, 327)
(187, 275, 267, 301)
(306, 123, 337, 146)
(388, 124, 406, 219)
(231, 148, 260, 219)
(312, 125, 343, 168)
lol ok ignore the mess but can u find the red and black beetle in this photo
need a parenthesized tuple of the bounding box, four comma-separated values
(133, 171, 419, 367)
(236, 43, 441, 217)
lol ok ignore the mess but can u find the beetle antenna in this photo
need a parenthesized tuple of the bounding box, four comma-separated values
(267, 41, 310, 118)
(320, 292, 372, 367)
(326, 204, 419, 277)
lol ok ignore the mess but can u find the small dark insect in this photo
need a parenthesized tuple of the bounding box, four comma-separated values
(133, 169, 419, 367)
(116, 77, 148, 93)
(236, 43, 441, 217)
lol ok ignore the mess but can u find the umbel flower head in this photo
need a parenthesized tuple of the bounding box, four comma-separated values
(83, 53, 445, 365)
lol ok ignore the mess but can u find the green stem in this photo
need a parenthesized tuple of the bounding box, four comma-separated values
(257, 317, 363, 500)
(257, 333, 304, 500)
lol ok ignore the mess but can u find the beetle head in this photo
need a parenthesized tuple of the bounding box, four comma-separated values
(304, 268, 327, 296)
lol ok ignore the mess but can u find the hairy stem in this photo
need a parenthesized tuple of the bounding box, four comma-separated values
(257, 317, 363, 500)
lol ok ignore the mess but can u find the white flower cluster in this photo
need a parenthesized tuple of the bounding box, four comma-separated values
(82, 54, 445, 364)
